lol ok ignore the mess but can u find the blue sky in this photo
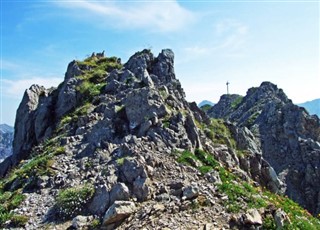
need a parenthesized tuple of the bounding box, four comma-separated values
(1, 0, 319, 126)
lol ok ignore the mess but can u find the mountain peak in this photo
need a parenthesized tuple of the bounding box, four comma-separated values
(1, 50, 319, 229)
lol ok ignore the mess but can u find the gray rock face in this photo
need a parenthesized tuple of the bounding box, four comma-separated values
(124, 88, 167, 130)
(120, 158, 147, 184)
(55, 77, 79, 120)
(207, 94, 242, 118)
(12, 85, 54, 166)
(208, 81, 320, 215)
(152, 49, 175, 84)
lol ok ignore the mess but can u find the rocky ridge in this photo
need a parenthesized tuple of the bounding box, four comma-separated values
(0, 50, 319, 229)
(207, 82, 320, 215)
(0, 124, 14, 163)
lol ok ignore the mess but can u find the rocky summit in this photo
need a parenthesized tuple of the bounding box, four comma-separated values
(207, 82, 320, 215)
(0, 50, 319, 229)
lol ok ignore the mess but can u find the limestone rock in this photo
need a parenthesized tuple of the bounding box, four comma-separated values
(207, 81, 320, 215)
(133, 176, 150, 201)
(274, 208, 290, 229)
(243, 208, 262, 225)
(125, 88, 167, 129)
(120, 158, 147, 184)
(109, 183, 130, 205)
(72, 215, 93, 229)
(88, 185, 110, 215)
(103, 201, 136, 225)
(183, 184, 199, 200)
(12, 85, 53, 166)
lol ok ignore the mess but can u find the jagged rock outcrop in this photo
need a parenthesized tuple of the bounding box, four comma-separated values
(0, 49, 211, 229)
(208, 81, 320, 215)
(1, 51, 319, 229)
(207, 94, 242, 118)
(0, 124, 13, 163)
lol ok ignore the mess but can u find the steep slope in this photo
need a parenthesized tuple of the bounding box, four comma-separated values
(208, 82, 320, 215)
(0, 124, 14, 163)
(0, 52, 319, 229)
(298, 98, 320, 118)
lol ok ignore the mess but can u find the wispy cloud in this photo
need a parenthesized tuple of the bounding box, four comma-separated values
(182, 19, 249, 59)
(1, 77, 62, 99)
(214, 20, 248, 51)
(53, 0, 195, 32)
(1, 60, 20, 71)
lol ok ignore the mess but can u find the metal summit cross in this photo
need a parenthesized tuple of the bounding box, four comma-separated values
(226, 81, 230, 94)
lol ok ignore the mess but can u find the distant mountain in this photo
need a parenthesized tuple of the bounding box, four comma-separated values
(0, 124, 13, 163)
(298, 99, 320, 117)
(198, 100, 214, 107)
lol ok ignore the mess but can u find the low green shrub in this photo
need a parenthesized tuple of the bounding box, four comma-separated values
(0, 191, 26, 227)
(177, 150, 198, 166)
(10, 215, 29, 227)
(56, 184, 95, 219)
(231, 96, 243, 109)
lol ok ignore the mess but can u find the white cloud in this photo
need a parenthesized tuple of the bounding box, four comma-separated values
(1, 77, 62, 99)
(53, 0, 195, 32)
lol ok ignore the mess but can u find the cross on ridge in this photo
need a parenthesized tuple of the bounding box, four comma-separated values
(226, 81, 230, 94)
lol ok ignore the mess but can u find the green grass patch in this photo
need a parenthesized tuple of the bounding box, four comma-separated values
(231, 96, 243, 109)
(116, 157, 126, 165)
(115, 105, 125, 113)
(247, 111, 260, 127)
(195, 149, 219, 168)
(76, 81, 105, 100)
(0, 136, 63, 227)
(262, 215, 276, 229)
(177, 150, 198, 166)
(55, 184, 95, 219)
(174, 148, 320, 229)
(264, 191, 320, 229)
(0, 190, 26, 227)
(209, 119, 236, 148)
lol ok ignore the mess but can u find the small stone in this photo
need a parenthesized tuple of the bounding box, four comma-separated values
(243, 208, 262, 225)
(183, 185, 199, 200)
(274, 208, 290, 229)
(152, 203, 165, 212)
(72, 215, 91, 229)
